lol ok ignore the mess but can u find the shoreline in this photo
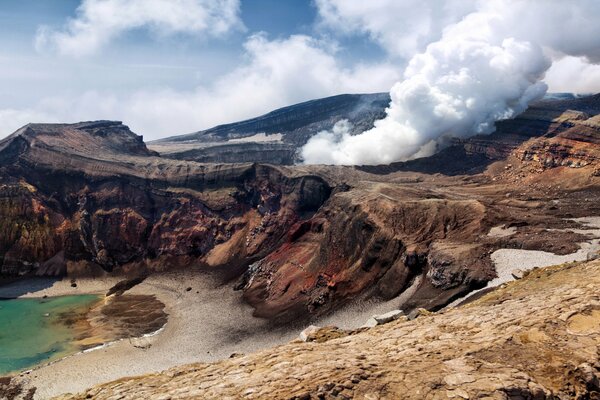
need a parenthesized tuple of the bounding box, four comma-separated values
(0, 272, 301, 399)
(0, 291, 168, 379)
(0, 269, 429, 399)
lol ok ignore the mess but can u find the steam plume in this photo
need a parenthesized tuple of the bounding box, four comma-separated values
(302, 0, 600, 165)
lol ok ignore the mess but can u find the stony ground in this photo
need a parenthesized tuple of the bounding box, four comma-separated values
(57, 260, 600, 400)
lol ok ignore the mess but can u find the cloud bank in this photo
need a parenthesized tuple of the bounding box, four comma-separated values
(2, 0, 599, 148)
(315, 0, 476, 59)
(1, 34, 399, 139)
(302, 0, 600, 165)
(35, 0, 244, 56)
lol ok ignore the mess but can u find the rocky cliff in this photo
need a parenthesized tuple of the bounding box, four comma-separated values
(0, 121, 331, 285)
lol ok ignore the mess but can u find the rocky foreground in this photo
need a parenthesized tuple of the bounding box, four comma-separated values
(55, 259, 600, 400)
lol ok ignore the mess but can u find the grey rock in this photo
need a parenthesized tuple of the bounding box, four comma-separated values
(362, 310, 404, 328)
(299, 325, 321, 342)
(511, 269, 525, 279)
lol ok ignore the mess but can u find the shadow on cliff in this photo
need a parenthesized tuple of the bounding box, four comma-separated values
(356, 145, 495, 176)
(356, 115, 563, 176)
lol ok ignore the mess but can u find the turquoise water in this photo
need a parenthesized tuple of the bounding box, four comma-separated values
(0, 295, 100, 375)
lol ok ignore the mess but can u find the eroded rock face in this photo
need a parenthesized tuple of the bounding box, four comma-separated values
(56, 260, 600, 400)
(237, 186, 495, 320)
(0, 122, 331, 284)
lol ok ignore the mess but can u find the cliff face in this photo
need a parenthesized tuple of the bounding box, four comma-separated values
(57, 259, 600, 400)
(0, 122, 331, 284)
(237, 183, 495, 320)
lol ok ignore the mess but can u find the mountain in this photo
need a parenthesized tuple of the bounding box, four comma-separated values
(148, 92, 592, 166)
(1, 94, 599, 323)
(148, 93, 390, 164)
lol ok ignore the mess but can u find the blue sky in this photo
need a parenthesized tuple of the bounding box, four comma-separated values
(0, 0, 599, 140)
(0, 1, 318, 103)
(0, 0, 396, 138)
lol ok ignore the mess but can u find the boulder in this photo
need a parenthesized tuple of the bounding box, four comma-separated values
(362, 318, 378, 329)
(374, 310, 404, 324)
(362, 310, 404, 328)
(511, 269, 525, 280)
(299, 325, 321, 342)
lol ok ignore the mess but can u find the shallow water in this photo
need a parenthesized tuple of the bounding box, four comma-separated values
(0, 295, 100, 375)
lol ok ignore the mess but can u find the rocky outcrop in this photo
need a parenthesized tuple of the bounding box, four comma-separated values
(56, 260, 600, 400)
(0, 122, 331, 284)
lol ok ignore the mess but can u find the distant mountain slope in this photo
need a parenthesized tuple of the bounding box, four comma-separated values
(361, 93, 600, 176)
(149, 93, 390, 164)
(149, 92, 589, 165)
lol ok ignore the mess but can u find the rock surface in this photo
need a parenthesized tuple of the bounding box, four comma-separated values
(56, 260, 600, 400)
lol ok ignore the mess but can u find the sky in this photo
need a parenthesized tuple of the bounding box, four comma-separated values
(0, 0, 599, 141)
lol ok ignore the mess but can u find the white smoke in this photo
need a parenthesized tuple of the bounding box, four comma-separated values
(302, 0, 600, 165)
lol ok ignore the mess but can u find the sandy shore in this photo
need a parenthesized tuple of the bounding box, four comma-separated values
(1, 272, 286, 398)
(1, 270, 413, 399)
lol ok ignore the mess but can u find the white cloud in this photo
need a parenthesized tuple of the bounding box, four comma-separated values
(545, 56, 600, 94)
(1, 34, 399, 139)
(315, 0, 476, 58)
(302, 0, 600, 165)
(35, 0, 244, 56)
(0, 109, 57, 138)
